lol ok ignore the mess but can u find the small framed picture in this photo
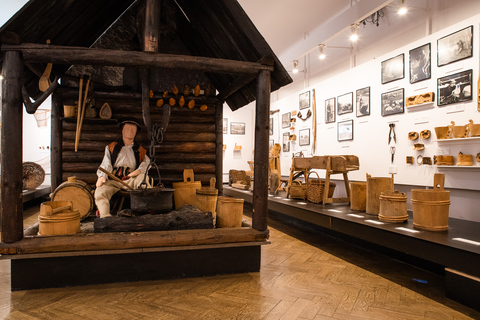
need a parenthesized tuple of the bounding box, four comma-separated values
(381, 88, 404, 116)
(299, 128, 310, 146)
(409, 43, 431, 83)
(269, 118, 273, 135)
(299, 91, 310, 110)
(437, 69, 472, 106)
(282, 132, 290, 152)
(282, 112, 291, 128)
(356, 87, 370, 117)
(337, 119, 353, 141)
(381, 53, 404, 84)
(337, 92, 353, 115)
(269, 140, 274, 150)
(437, 25, 473, 67)
(223, 118, 228, 134)
(325, 97, 336, 124)
(230, 122, 245, 135)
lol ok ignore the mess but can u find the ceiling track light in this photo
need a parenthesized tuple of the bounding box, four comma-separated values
(292, 60, 299, 73)
(398, 0, 408, 15)
(318, 44, 326, 60)
(350, 23, 359, 42)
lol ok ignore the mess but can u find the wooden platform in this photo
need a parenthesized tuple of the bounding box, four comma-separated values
(224, 185, 480, 312)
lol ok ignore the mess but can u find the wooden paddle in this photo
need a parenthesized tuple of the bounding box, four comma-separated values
(98, 167, 134, 191)
(38, 40, 53, 92)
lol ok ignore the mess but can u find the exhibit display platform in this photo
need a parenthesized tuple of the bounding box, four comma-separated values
(224, 185, 480, 311)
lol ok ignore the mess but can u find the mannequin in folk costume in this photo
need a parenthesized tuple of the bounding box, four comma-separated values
(94, 118, 150, 218)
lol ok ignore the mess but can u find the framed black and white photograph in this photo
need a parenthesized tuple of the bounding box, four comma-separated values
(356, 87, 370, 117)
(282, 112, 291, 128)
(282, 132, 290, 152)
(299, 91, 310, 110)
(223, 118, 228, 134)
(269, 117, 273, 135)
(230, 122, 245, 135)
(381, 53, 404, 84)
(337, 92, 353, 115)
(437, 69, 472, 106)
(381, 88, 405, 116)
(325, 97, 336, 124)
(299, 128, 310, 146)
(409, 43, 431, 83)
(437, 25, 473, 67)
(337, 119, 353, 141)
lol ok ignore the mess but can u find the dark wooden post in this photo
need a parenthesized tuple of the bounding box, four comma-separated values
(215, 100, 223, 195)
(252, 69, 270, 231)
(144, 0, 160, 53)
(50, 92, 63, 190)
(1, 51, 24, 243)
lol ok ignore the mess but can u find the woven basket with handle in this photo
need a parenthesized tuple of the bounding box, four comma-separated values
(307, 171, 324, 203)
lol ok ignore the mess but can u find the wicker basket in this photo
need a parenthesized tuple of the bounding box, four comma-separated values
(22, 162, 45, 190)
(307, 171, 324, 203)
(289, 181, 307, 200)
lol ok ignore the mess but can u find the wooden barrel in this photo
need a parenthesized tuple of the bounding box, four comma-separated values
(38, 201, 81, 236)
(196, 187, 218, 222)
(216, 196, 244, 228)
(50, 176, 94, 220)
(350, 182, 366, 211)
(411, 189, 450, 231)
(366, 174, 394, 216)
(379, 190, 408, 223)
(172, 169, 202, 209)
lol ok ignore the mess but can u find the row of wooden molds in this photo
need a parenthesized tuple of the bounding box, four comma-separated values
(405, 92, 434, 106)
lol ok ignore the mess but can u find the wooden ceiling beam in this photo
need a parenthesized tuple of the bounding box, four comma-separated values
(1, 44, 274, 75)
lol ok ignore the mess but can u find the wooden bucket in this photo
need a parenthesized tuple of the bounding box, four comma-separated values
(172, 169, 201, 209)
(350, 181, 366, 211)
(379, 190, 408, 223)
(452, 125, 468, 138)
(434, 155, 454, 165)
(50, 176, 94, 220)
(63, 105, 76, 118)
(196, 178, 218, 223)
(457, 152, 473, 166)
(38, 201, 81, 236)
(411, 174, 450, 231)
(216, 196, 244, 228)
(366, 174, 394, 216)
(434, 126, 449, 139)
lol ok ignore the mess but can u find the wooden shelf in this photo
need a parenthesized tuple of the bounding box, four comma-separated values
(434, 136, 480, 144)
(436, 165, 480, 170)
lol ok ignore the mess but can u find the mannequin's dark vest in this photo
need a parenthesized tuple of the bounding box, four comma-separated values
(108, 141, 146, 169)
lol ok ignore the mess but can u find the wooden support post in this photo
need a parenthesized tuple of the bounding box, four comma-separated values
(144, 0, 160, 53)
(50, 92, 63, 190)
(215, 100, 224, 195)
(252, 69, 271, 231)
(1, 51, 24, 243)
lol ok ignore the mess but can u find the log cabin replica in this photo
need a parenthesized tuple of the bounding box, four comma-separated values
(0, 0, 292, 289)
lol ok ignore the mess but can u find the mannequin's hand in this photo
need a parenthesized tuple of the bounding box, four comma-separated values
(96, 176, 107, 188)
(122, 175, 131, 181)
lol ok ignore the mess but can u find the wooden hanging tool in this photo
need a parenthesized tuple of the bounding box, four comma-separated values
(75, 76, 84, 152)
(38, 40, 53, 92)
(98, 167, 134, 191)
(312, 89, 317, 154)
(75, 76, 90, 152)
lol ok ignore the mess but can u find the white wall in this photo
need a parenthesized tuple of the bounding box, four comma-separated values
(223, 12, 480, 222)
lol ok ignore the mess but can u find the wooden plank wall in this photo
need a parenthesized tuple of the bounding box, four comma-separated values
(61, 97, 217, 187)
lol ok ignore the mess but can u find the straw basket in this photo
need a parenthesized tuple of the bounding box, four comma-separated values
(34, 109, 49, 127)
(289, 181, 307, 200)
(307, 171, 324, 203)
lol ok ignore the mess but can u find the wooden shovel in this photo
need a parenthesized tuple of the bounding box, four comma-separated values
(38, 40, 53, 92)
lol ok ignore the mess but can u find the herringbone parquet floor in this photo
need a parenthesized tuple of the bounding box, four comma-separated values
(0, 203, 479, 319)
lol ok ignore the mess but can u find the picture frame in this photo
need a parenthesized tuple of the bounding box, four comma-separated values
(299, 91, 310, 110)
(381, 88, 405, 116)
(282, 112, 291, 128)
(325, 97, 336, 124)
(337, 92, 353, 115)
(282, 132, 290, 152)
(337, 119, 353, 141)
(409, 43, 431, 83)
(437, 69, 473, 106)
(299, 128, 310, 146)
(437, 25, 473, 67)
(230, 122, 245, 135)
(223, 118, 228, 134)
(381, 53, 404, 84)
(269, 117, 273, 135)
(269, 140, 274, 150)
(356, 87, 370, 117)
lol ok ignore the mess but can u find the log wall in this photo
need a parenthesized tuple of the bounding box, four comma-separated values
(60, 95, 217, 187)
